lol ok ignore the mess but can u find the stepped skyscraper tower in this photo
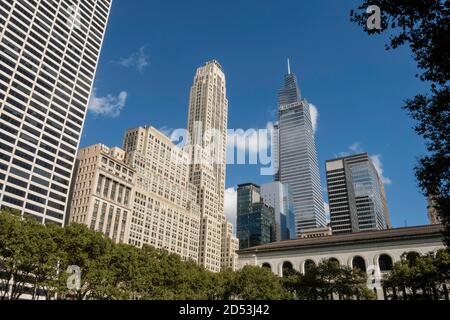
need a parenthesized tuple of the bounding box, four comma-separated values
(187, 60, 229, 272)
(277, 60, 327, 235)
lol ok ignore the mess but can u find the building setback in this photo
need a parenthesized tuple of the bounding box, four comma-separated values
(326, 153, 390, 234)
(186, 60, 231, 272)
(0, 0, 112, 225)
(69, 127, 203, 262)
(277, 62, 327, 234)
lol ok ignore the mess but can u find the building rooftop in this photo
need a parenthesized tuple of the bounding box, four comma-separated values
(237, 224, 444, 254)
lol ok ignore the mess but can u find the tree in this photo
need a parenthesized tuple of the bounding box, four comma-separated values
(293, 260, 376, 300)
(383, 250, 450, 300)
(350, 1, 450, 245)
(232, 266, 289, 300)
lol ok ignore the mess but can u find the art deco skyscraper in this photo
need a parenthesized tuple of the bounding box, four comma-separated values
(0, 0, 112, 225)
(187, 60, 228, 272)
(277, 61, 327, 235)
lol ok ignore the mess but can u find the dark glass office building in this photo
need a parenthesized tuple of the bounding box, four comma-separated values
(237, 183, 276, 249)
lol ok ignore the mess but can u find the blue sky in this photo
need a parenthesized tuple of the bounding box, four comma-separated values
(81, 0, 430, 229)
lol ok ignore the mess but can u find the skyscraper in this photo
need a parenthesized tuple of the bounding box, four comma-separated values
(68, 144, 135, 244)
(187, 60, 229, 272)
(277, 61, 327, 235)
(326, 153, 390, 234)
(260, 181, 295, 241)
(123, 126, 201, 261)
(69, 127, 203, 262)
(236, 183, 276, 250)
(0, 0, 112, 226)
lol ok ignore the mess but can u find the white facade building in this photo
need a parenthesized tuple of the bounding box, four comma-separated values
(238, 224, 445, 300)
(187, 60, 231, 272)
(0, 0, 112, 225)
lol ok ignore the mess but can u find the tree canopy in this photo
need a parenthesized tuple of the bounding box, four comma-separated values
(0, 209, 381, 300)
(351, 0, 450, 245)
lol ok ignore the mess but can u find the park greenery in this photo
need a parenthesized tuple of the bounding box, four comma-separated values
(383, 250, 450, 300)
(351, 1, 450, 245)
(1, 209, 449, 300)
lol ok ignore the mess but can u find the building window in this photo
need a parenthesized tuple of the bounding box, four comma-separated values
(379, 254, 393, 272)
(352, 256, 367, 272)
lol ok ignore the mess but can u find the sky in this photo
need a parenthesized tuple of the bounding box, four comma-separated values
(81, 0, 431, 231)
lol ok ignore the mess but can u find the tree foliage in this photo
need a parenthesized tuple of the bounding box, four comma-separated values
(0, 210, 387, 300)
(351, 0, 450, 245)
(282, 259, 376, 300)
(383, 250, 450, 300)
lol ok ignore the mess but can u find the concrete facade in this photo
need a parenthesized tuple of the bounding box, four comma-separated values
(238, 225, 445, 299)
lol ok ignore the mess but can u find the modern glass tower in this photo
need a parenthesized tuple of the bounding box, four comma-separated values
(326, 153, 390, 234)
(277, 61, 327, 235)
(0, 0, 112, 226)
(260, 181, 295, 241)
(237, 183, 276, 250)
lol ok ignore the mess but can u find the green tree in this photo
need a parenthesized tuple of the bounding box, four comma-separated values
(383, 250, 450, 300)
(232, 266, 289, 300)
(350, 1, 450, 245)
(293, 260, 375, 300)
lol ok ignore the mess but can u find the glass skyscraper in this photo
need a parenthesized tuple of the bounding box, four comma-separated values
(277, 63, 327, 235)
(237, 183, 276, 249)
(326, 153, 390, 234)
(260, 181, 295, 241)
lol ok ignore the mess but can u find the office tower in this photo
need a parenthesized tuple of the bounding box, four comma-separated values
(186, 60, 228, 272)
(220, 219, 239, 271)
(68, 144, 135, 244)
(277, 61, 327, 235)
(236, 183, 276, 250)
(0, 0, 112, 225)
(122, 126, 201, 261)
(260, 181, 295, 241)
(326, 153, 390, 234)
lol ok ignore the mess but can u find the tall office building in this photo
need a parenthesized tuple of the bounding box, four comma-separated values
(260, 181, 295, 241)
(326, 153, 390, 234)
(221, 219, 239, 271)
(123, 126, 201, 261)
(186, 60, 229, 272)
(0, 0, 112, 225)
(68, 144, 135, 244)
(277, 61, 327, 235)
(236, 183, 276, 249)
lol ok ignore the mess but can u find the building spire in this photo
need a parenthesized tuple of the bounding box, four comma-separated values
(287, 58, 291, 75)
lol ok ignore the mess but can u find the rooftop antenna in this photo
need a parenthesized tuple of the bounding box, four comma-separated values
(287, 58, 291, 74)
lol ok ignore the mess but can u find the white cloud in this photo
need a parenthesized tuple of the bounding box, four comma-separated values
(324, 202, 330, 215)
(89, 89, 128, 118)
(336, 143, 392, 185)
(309, 103, 319, 133)
(370, 154, 392, 185)
(324, 202, 330, 223)
(158, 126, 174, 138)
(224, 187, 237, 234)
(114, 45, 150, 74)
(349, 142, 363, 154)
